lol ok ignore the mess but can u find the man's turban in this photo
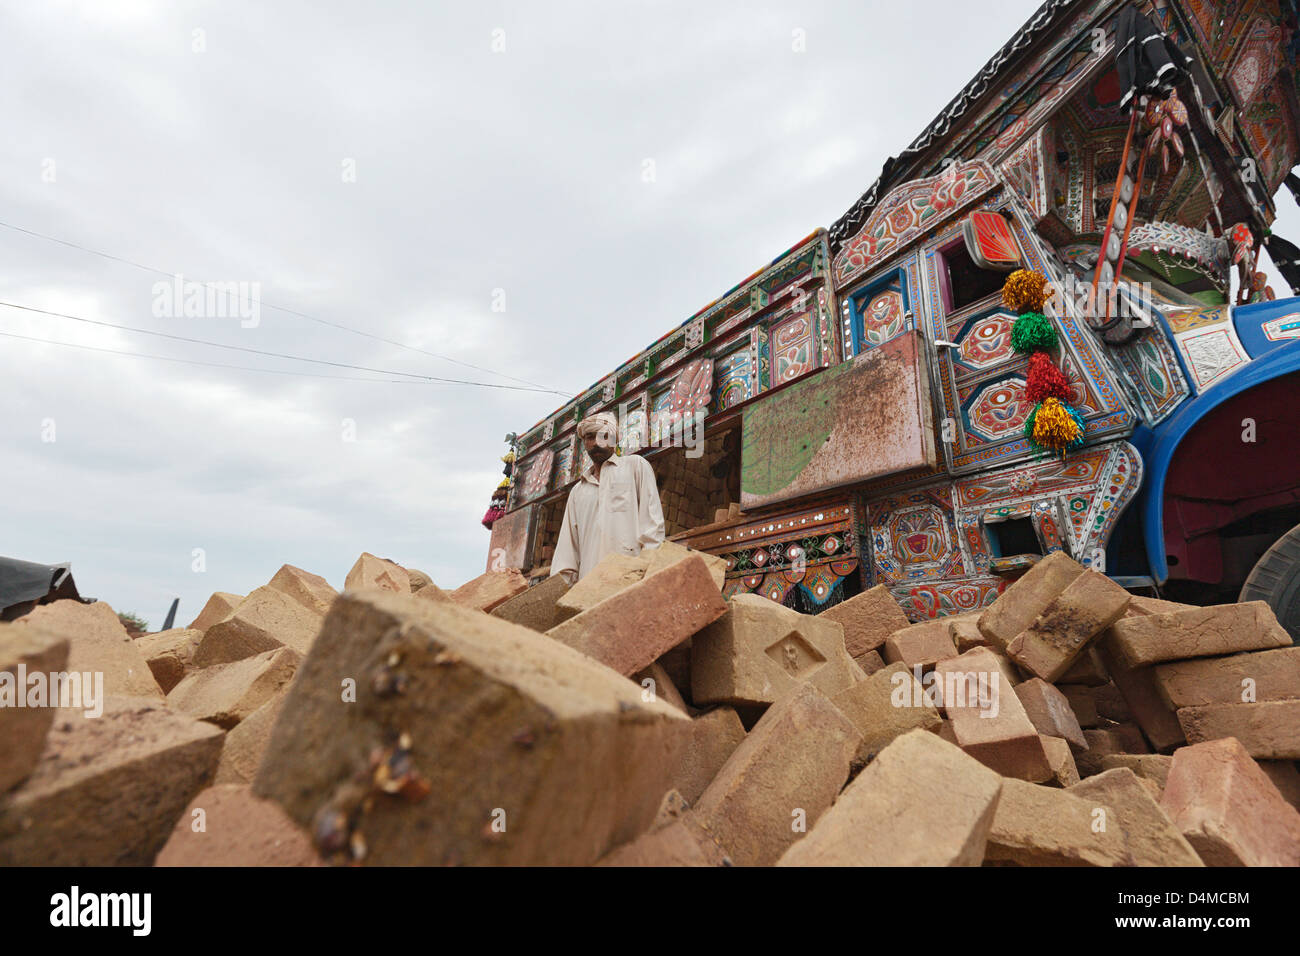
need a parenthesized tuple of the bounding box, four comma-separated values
(576, 412, 619, 441)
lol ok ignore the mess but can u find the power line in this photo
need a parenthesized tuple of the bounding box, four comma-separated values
(0, 328, 502, 384)
(0, 217, 568, 393)
(0, 300, 565, 393)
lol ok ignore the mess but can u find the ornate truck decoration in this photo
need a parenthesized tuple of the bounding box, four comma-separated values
(486, 0, 1300, 640)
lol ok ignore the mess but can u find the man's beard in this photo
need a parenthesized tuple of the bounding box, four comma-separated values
(588, 445, 614, 465)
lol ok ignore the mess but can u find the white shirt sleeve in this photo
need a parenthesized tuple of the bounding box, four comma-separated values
(635, 456, 666, 549)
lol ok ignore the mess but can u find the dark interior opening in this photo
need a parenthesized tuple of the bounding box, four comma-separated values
(988, 516, 1042, 558)
(945, 241, 1006, 311)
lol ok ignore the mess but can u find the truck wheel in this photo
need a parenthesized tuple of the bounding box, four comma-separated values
(1239, 521, 1300, 643)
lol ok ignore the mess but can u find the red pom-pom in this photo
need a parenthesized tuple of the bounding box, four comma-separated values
(1024, 352, 1072, 404)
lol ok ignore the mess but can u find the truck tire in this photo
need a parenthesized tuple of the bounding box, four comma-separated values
(1239, 521, 1300, 644)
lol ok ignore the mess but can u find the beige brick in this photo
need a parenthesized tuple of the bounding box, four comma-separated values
(1043, 734, 1081, 787)
(554, 553, 649, 622)
(1107, 601, 1291, 668)
(267, 564, 338, 616)
(252, 590, 689, 866)
(597, 813, 727, 866)
(1176, 700, 1300, 759)
(643, 541, 726, 591)
(672, 706, 746, 803)
(633, 662, 688, 713)
(778, 730, 1002, 866)
(406, 568, 434, 593)
(882, 619, 958, 670)
(549, 556, 727, 677)
(1260, 761, 1300, 812)
(135, 627, 202, 694)
(935, 648, 1051, 782)
(853, 649, 886, 675)
(831, 662, 942, 767)
(1153, 647, 1300, 709)
(0, 697, 224, 865)
(690, 592, 858, 707)
(167, 646, 300, 730)
(1093, 681, 1135, 723)
(344, 552, 410, 594)
(977, 551, 1086, 650)
(948, 612, 991, 653)
(1160, 737, 1300, 866)
(490, 573, 571, 632)
(818, 584, 911, 658)
(1014, 678, 1086, 748)
(985, 778, 1133, 866)
(450, 568, 528, 613)
(1069, 768, 1203, 866)
(0, 625, 69, 793)
(1005, 570, 1129, 681)
(188, 591, 242, 632)
(1059, 647, 1109, 686)
(193, 586, 324, 667)
(13, 600, 163, 699)
(155, 784, 321, 866)
(693, 684, 860, 866)
(1127, 595, 1195, 616)
(214, 694, 287, 785)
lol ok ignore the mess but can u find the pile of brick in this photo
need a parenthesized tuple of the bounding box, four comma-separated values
(2, 546, 1298, 866)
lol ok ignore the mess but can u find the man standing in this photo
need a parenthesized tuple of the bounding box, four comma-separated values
(551, 412, 665, 582)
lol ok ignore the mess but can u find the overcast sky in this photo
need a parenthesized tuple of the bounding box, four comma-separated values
(1, 1, 1296, 628)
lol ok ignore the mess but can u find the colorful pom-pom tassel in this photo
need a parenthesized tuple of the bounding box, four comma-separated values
(1011, 312, 1058, 353)
(1024, 397, 1085, 454)
(1001, 269, 1048, 313)
(1024, 351, 1072, 403)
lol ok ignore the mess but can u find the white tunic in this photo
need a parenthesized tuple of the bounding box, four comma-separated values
(550, 453, 665, 581)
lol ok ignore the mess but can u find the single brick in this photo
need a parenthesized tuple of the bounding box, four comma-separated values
(554, 553, 649, 623)
(947, 612, 990, 653)
(693, 684, 860, 867)
(985, 778, 1133, 866)
(633, 662, 688, 714)
(0, 625, 69, 793)
(0, 697, 224, 865)
(549, 556, 727, 677)
(818, 584, 911, 658)
(882, 619, 958, 670)
(597, 812, 727, 866)
(1260, 761, 1300, 812)
(935, 647, 1051, 782)
(690, 592, 858, 706)
(134, 627, 202, 694)
(13, 600, 163, 699)
(1042, 734, 1081, 787)
(1005, 570, 1129, 681)
(1099, 754, 1174, 795)
(1069, 768, 1203, 866)
(252, 590, 690, 865)
(778, 730, 1002, 867)
(831, 662, 942, 768)
(1176, 700, 1300, 759)
(214, 694, 287, 785)
(1160, 737, 1300, 866)
(643, 541, 726, 592)
(853, 649, 886, 676)
(450, 568, 528, 613)
(671, 706, 747, 803)
(1075, 724, 1150, 777)
(267, 564, 338, 616)
(1014, 678, 1087, 749)
(1059, 647, 1109, 686)
(344, 552, 410, 594)
(1059, 684, 1101, 728)
(166, 646, 301, 730)
(155, 784, 321, 866)
(1095, 639, 1185, 752)
(1106, 601, 1291, 668)
(977, 551, 1086, 650)
(1152, 647, 1300, 709)
(490, 574, 571, 632)
(188, 592, 242, 632)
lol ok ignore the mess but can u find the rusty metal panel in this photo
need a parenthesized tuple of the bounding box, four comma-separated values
(486, 503, 535, 573)
(740, 330, 936, 510)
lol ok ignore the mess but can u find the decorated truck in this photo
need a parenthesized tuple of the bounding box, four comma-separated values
(485, 0, 1300, 639)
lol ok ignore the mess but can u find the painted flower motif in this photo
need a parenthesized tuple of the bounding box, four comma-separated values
(1143, 91, 1187, 174)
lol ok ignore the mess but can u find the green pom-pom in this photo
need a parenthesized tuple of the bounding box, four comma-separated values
(1010, 312, 1058, 353)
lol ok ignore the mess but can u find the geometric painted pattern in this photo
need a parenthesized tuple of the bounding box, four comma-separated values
(955, 310, 1016, 371)
(863, 289, 906, 349)
(965, 375, 1032, 442)
(771, 311, 814, 383)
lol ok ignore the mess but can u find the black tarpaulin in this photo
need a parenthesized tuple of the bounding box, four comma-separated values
(0, 557, 81, 620)
(1115, 6, 1193, 110)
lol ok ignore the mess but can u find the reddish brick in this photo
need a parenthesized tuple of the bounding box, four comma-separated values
(1153, 647, 1300, 709)
(1042, 734, 1081, 787)
(977, 551, 1086, 650)
(985, 778, 1133, 866)
(188, 592, 242, 632)
(490, 573, 571, 632)
(1160, 737, 1300, 866)
(831, 662, 942, 767)
(1014, 678, 1086, 748)
(1095, 639, 1185, 752)
(935, 648, 1051, 782)
(1075, 724, 1150, 777)
(450, 569, 528, 613)
(1069, 768, 1202, 866)
(0, 625, 69, 794)
(1107, 601, 1291, 668)
(155, 784, 321, 866)
(1059, 684, 1101, 728)
(853, 649, 886, 675)
(671, 706, 747, 803)
(1176, 700, 1300, 759)
(554, 553, 648, 622)
(549, 556, 727, 677)
(643, 541, 726, 591)
(818, 584, 911, 658)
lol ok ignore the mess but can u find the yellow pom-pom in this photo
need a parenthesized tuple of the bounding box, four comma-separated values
(1001, 269, 1048, 313)
(1029, 397, 1084, 452)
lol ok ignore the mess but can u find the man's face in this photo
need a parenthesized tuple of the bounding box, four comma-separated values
(582, 425, 616, 465)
